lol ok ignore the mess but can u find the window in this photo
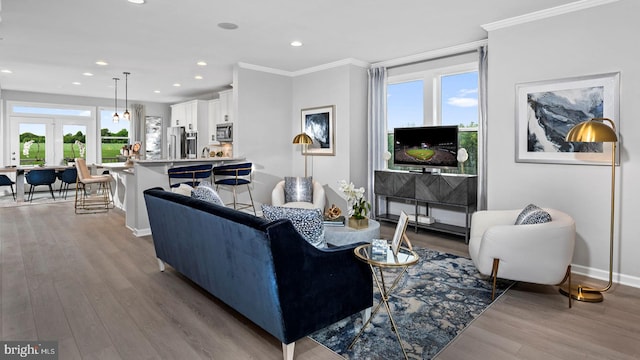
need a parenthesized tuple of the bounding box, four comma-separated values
(386, 63, 478, 174)
(99, 109, 130, 163)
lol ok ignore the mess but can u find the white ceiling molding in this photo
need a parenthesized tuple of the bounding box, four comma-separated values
(238, 58, 370, 78)
(482, 0, 620, 31)
(371, 39, 488, 69)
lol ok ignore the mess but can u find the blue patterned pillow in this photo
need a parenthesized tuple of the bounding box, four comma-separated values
(192, 181, 224, 206)
(261, 204, 326, 248)
(515, 204, 552, 225)
(284, 176, 313, 203)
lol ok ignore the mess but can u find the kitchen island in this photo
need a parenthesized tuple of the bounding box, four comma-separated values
(114, 157, 245, 236)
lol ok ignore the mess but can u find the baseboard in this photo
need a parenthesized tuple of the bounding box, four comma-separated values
(571, 264, 640, 289)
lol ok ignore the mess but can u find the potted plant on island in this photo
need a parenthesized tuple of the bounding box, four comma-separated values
(339, 180, 371, 229)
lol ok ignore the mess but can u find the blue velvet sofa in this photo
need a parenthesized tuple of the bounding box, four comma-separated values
(143, 188, 373, 360)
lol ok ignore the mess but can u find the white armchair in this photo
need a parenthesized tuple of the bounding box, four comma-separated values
(469, 208, 576, 307)
(271, 180, 326, 210)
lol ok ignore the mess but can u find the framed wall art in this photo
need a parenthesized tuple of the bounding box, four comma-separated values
(515, 72, 620, 165)
(301, 105, 335, 156)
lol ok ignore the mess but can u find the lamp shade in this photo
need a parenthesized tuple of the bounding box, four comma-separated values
(292, 133, 313, 145)
(565, 118, 617, 143)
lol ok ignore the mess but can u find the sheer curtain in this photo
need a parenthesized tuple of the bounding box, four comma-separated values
(367, 67, 387, 215)
(477, 45, 488, 210)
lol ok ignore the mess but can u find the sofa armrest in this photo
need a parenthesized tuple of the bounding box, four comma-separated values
(266, 220, 373, 344)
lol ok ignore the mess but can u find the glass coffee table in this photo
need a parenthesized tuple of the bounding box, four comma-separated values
(348, 243, 419, 360)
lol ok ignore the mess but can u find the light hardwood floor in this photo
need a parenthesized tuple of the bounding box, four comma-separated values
(1, 202, 638, 359)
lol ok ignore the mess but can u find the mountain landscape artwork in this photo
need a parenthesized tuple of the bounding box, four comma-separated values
(526, 86, 604, 154)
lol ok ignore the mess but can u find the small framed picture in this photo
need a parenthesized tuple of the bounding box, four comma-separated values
(391, 211, 410, 256)
(301, 105, 335, 156)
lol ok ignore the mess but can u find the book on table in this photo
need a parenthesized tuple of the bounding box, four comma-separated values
(323, 215, 345, 226)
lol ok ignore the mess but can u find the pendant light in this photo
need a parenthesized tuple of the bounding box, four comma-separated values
(123, 72, 131, 120)
(112, 77, 120, 123)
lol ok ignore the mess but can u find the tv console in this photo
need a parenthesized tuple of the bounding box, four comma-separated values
(374, 170, 477, 243)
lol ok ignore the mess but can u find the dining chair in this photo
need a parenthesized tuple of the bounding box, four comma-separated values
(57, 167, 78, 200)
(212, 162, 256, 215)
(0, 174, 16, 200)
(25, 169, 57, 202)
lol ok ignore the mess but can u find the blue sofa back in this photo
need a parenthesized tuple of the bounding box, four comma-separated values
(143, 188, 372, 345)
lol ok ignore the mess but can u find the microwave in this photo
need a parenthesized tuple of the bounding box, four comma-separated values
(216, 123, 233, 142)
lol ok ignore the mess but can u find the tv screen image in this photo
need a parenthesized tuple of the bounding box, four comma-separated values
(393, 126, 458, 169)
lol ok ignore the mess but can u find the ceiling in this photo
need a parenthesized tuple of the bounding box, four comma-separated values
(0, 0, 577, 104)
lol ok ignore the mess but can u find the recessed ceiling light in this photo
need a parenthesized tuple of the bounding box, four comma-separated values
(173, 83, 181, 87)
(1, 69, 13, 74)
(218, 22, 239, 30)
(194, 75, 203, 80)
(290, 41, 303, 47)
(82, 72, 94, 76)
(128, 0, 145, 4)
(197, 61, 207, 66)
(153, 90, 161, 93)
(95, 60, 108, 66)
(72, 82, 81, 85)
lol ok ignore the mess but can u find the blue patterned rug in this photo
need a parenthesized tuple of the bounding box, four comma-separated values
(309, 247, 513, 359)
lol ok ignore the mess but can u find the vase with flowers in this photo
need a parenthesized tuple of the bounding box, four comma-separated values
(339, 180, 372, 229)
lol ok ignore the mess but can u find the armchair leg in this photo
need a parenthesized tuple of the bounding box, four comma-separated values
(558, 265, 573, 308)
(282, 342, 295, 360)
(490, 258, 499, 301)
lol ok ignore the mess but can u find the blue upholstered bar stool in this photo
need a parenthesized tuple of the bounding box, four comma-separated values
(25, 169, 57, 202)
(167, 164, 213, 189)
(0, 174, 16, 200)
(212, 162, 256, 215)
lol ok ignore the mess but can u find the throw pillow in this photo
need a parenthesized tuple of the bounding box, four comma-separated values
(171, 183, 193, 197)
(192, 181, 224, 206)
(284, 176, 313, 204)
(261, 204, 326, 248)
(515, 204, 552, 225)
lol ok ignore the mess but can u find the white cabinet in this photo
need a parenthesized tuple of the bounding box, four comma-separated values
(170, 100, 207, 132)
(218, 89, 233, 124)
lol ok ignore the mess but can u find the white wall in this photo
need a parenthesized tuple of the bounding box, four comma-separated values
(234, 66, 293, 206)
(487, 0, 640, 285)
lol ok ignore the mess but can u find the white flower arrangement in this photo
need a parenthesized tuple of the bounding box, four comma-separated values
(339, 180, 371, 219)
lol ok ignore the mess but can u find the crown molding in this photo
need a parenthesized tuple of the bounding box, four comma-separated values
(482, 0, 620, 31)
(238, 58, 370, 78)
(371, 39, 487, 69)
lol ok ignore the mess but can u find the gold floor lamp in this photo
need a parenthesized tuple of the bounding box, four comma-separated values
(292, 133, 313, 177)
(560, 117, 619, 303)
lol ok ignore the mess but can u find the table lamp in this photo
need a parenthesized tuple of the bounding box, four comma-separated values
(559, 117, 618, 302)
(292, 133, 313, 177)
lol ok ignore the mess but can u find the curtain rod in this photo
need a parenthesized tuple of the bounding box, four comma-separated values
(372, 39, 487, 69)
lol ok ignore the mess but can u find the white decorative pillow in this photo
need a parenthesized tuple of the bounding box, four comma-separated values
(515, 204, 552, 225)
(192, 181, 224, 206)
(284, 176, 313, 203)
(261, 204, 326, 248)
(171, 183, 193, 197)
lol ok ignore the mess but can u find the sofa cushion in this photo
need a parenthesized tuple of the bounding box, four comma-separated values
(191, 181, 224, 206)
(261, 204, 326, 248)
(515, 204, 552, 225)
(284, 176, 313, 203)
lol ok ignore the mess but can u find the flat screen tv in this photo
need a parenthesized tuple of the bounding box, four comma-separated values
(393, 125, 458, 170)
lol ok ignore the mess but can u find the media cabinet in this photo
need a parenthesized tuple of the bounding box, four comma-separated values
(374, 170, 477, 243)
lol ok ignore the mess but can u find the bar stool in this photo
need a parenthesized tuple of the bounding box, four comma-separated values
(167, 164, 213, 189)
(74, 158, 113, 214)
(0, 174, 16, 200)
(212, 162, 256, 215)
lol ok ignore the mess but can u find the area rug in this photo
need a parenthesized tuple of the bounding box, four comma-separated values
(309, 247, 513, 360)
